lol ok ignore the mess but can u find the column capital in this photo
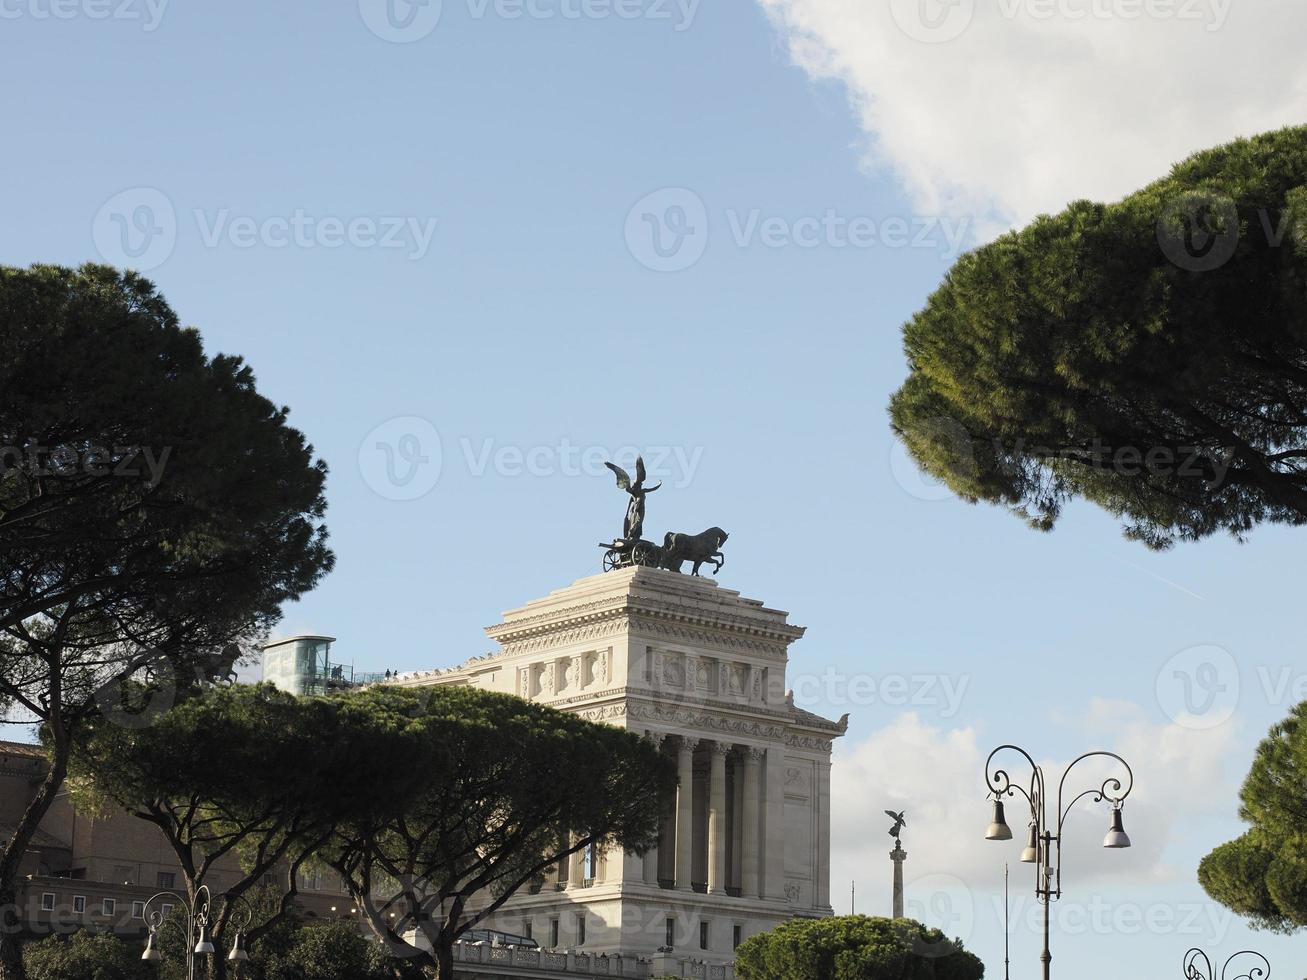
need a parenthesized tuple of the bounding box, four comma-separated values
(644, 730, 667, 748)
(743, 746, 766, 763)
(708, 740, 733, 757)
(679, 736, 700, 753)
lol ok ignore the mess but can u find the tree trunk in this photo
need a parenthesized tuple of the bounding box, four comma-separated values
(434, 941, 454, 980)
(0, 884, 26, 980)
(0, 739, 70, 980)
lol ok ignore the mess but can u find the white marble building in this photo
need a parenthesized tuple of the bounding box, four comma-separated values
(389, 566, 846, 968)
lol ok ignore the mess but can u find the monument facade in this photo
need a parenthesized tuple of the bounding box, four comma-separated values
(390, 565, 846, 966)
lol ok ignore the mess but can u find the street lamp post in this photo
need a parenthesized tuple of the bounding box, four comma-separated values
(140, 885, 252, 979)
(984, 744, 1134, 980)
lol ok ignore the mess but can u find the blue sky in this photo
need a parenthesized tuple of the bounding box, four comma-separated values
(4, 0, 1307, 975)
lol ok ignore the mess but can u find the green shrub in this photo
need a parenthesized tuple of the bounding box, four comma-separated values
(735, 916, 984, 980)
(255, 922, 391, 980)
(23, 931, 153, 980)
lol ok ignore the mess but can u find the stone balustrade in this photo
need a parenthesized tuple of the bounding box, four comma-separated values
(449, 942, 734, 980)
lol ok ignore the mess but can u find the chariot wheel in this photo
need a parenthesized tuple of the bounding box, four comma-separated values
(602, 549, 623, 572)
(630, 542, 660, 567)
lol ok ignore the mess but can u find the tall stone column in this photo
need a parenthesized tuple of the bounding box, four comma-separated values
(891, 842, 907, 919)
(675, 736, 698, 891)
(762, 746, 785, 899)
(741, 747, 763, 898)
(643, 732, 665, 884)
(707, 741, 729, 895)
(568, 834, 586, 890)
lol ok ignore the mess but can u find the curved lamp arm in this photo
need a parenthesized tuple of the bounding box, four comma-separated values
(1222, 951, 1271, 980)
(1056, 751, 1133, 836)
(985, 744, 1045, 822)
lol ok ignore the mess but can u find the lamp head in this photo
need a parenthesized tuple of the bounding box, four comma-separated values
(1103, 806, 1131, 849)
(985, 799, 1013, 841)
(228, 931, 249, 962)
(194, 926, 215, 956)
(1020, 822, 1039, 863)
(141, 932, 161, 962)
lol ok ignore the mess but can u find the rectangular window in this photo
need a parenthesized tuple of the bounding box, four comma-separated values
(102, 899, 116, 916)
(132, 902, 145, 919)
(72, 896, 85, 914)
(156, 872, 175, 889)
(665, 917, 675, 948)
(524, 922, 533, 942)
(549, 918, 559, 949)
(576, 913, 586, 947)
(733, 925, 742, 949)
(700, 921, 709, 950)
(40, 894, 54, 912)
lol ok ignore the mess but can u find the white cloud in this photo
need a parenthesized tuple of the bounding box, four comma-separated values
(830, 705, 1240, 925)
(757, 0, 1307, 232)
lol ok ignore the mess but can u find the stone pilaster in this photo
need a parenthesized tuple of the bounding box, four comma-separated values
(762, 746, 785, 900)
(741, 747, 763, 898)
(707, 740, 729, 895)
(675, 736, 697, 890)
(642, 731, 665, 884)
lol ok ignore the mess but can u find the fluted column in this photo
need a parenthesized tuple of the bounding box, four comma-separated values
(675, 736, 698, 890)
(568, 834, 586, 889)
(643, 732, 665, 884)
(741, 747, 762, 898)
(707, 741, 729, 895)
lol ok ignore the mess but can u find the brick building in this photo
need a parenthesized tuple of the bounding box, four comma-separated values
(1, 740, 352, 945)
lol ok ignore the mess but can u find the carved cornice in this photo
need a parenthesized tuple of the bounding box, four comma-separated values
(485, 581, 805, 650)
(784, 733, 836, 753)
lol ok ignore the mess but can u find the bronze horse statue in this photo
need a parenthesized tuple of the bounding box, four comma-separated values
(662, 527, 728, 576)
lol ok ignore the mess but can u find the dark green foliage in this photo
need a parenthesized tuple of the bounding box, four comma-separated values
(0, 263, 333, 642)
(22, 932, 152, 980)
(323, 685, 677, 979)
(0, 263, 333, 977)
(735, 916, 984, 980)
(890, 126, 1307, 549)
(254, 923, 390, 980)
(69, 685, 419, 966)
(1199, 701, 1307, 931)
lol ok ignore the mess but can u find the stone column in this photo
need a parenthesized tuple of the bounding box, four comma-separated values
(707, 741, 729, 895)
(568, 834, 586, 890)
(675, 736, 698, 891)
(643, 732, 665, 884)
(741, 747, 763, 898)
(762, 746, 785, 899)
(891, 842, 907, 919)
